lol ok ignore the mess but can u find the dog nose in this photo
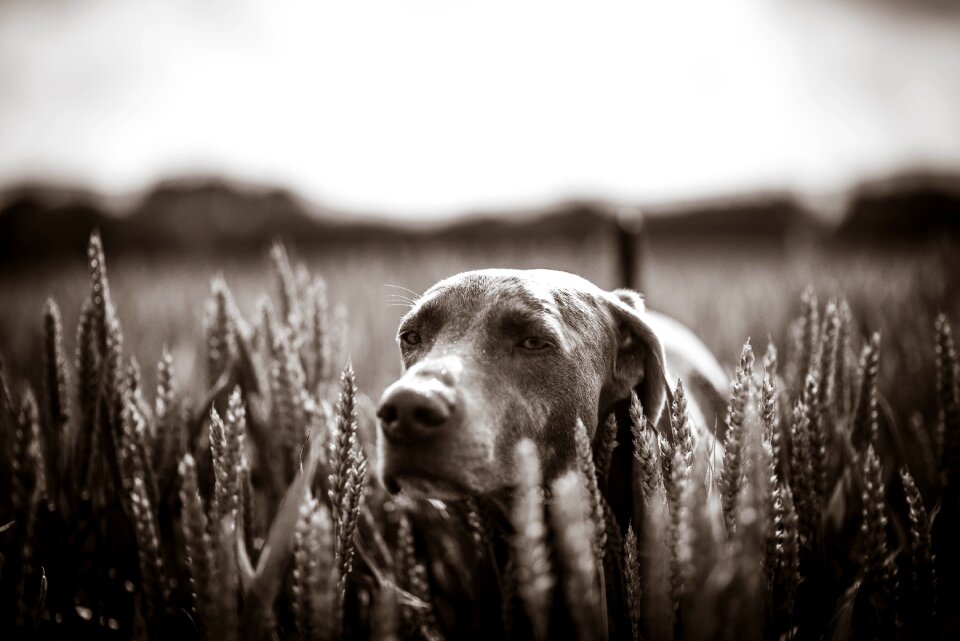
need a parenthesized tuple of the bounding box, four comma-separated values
(377, 383, 453, 442)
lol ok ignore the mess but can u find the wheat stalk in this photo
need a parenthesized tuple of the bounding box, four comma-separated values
(239, 462, 258, 559)
(292, 495, 338, 640)
(852, 332, 882, 452)
(510, 439, 554, 641)
(266, 304, 308, 479)
(769, 481, 800, 638)
(396, 512, 441, 641)
(209, 388, 246, 526)
(203, 276, 238, 388)
(859, 445, 897, 619)
(623, 523, 641, 641)
(152, 348, 181, 480)
(73, 296, 98, 494)
(835, 300, 855, 419)
(666, 437, 691, 615)
(760, 365, 781, 481)
(12, 388, 43, 626)
(787, 401, 816, 548)
(42, 298, 70, 492)
(817, 302, 840, 416)
(464, 496, 493, 556)
(86, 231, 112, 354)
(179, 453, 214, 633)
(899, 467, 936, 625)
(802, 373, 827, 505)
(670, 379, 695, 472)
(335, 448, 367, 597)
(309, 277, 332, 389)
(271, 241, 302, 331)
(102, 294, 126, 470)
(550, 470, 602, 641)
(129, 476, 168, 624)
(329, 361, 360, 516)
(631, 395, 664, 506)
(593, 412, 619, 491)
(934, 314, 960, 485)
(721, 340, 754, 534)
(797, 287, 819, 387)
(305, 498, 338, 641)
(573, 416, 607, 564)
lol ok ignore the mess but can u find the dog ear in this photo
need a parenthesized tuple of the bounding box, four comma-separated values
(602, 289, 672, 538)
(605, 288, 669, 429)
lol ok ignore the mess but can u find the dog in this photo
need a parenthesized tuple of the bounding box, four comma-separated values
(376, 268, 727, 526)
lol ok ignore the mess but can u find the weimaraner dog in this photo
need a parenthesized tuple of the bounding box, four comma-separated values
(376, 269, 727, 526)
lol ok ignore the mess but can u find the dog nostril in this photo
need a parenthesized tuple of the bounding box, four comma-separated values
(377, 403, 398, 424)
(413, 405, 447, 428)
(377, 384, 452, 441)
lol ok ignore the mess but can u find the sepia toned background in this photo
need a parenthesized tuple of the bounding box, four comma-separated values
(1, 0, 959, 413)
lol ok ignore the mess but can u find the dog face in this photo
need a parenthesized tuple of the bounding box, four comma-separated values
(376, 269, 668, 499)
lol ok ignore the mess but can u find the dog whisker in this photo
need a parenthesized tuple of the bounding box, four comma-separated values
(384, 283, 422, 300)
(386, 294, 419, 306)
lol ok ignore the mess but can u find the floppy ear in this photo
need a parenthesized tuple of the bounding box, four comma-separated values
(604, 288, 670, 430)
(602, 288, 672, 536)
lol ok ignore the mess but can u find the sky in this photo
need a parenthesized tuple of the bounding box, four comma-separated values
(1, 0, 959, 219)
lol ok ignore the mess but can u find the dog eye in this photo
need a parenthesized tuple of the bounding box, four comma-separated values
(519, 336, 550, 351)
(400, 331, 422, 346)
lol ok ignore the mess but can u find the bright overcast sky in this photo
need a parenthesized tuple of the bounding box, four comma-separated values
(1, 0, 959, 219)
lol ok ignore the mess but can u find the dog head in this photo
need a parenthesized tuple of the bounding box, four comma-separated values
(376, 269, 669, 500)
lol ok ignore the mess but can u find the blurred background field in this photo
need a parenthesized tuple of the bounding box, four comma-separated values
(2, 178, 958, 426)
(3, 0, 960, 424)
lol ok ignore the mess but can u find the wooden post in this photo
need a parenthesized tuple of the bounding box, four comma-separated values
(614, 207, 645, 291)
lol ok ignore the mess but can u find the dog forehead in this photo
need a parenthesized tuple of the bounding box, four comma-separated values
(425, 268, 604, 303)
(417, 269, 613, 332)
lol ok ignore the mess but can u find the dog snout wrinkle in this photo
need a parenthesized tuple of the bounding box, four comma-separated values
(377, 381, 454, 443)
(407, 356, 463, 387)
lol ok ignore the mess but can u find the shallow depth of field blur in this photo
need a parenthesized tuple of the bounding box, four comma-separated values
(3, 1, 960, 640)
(2, 193, 958, 416)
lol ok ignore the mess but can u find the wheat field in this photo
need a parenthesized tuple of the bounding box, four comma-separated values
(1, 231, 958, 640)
